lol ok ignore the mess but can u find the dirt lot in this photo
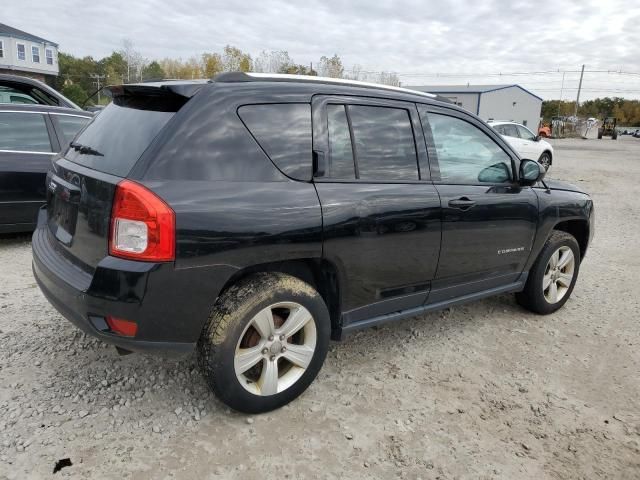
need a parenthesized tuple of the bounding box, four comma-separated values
(1, 137, 639, 479)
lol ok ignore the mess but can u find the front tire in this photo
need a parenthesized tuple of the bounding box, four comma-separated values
(516, 231, 580, 314)
(197, 273, 330, 413)
(538, 152, 552, 171)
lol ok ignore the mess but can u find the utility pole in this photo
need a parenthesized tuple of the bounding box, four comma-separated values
(558, 71, 565, 117)
(310, 61, 313, 76)
(89, 74, 106, 104)
(574, 64, 585, 117)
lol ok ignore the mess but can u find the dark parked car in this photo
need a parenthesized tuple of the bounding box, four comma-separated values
(0, 104, 92, 232)
(0, 74, 81, 110)
(32, 73, 594, 413)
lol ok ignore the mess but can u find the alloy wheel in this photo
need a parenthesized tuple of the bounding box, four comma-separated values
(234, 302, 317, 396)
(543, 246, 575, 304)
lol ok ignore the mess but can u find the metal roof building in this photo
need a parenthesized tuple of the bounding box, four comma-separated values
(409, 84, 543, 129)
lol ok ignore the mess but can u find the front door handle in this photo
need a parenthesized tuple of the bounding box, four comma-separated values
(448, 197, 476, 210)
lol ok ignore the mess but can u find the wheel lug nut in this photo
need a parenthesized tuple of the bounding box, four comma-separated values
(261, 348, 268, 355)
(281, 346, 286, 353)
(269, 355, 276, 361)
(279, 334, 285, 341)
(268, 335, 274, 341)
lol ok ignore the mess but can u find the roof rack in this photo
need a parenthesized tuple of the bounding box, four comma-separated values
(213, 72, 436, 99)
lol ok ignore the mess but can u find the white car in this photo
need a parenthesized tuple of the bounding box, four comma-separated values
(488, 121, 554, 171)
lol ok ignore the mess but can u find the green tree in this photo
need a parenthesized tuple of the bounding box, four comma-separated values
(201, 53, 223, 78)
(223, 45, 252, 72)
(61, 83, 89, 105)
(143, 61, 165, 81)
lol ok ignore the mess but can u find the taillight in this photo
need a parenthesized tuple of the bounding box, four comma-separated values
(109, 180, 175, 262)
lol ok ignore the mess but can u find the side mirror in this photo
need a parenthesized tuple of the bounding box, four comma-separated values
(534, 135, 541, 142)
(519, 159, 545, 186)
(478, 162, 511, 183)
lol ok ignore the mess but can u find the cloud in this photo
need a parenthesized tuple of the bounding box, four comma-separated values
(4, 0, 640, 99)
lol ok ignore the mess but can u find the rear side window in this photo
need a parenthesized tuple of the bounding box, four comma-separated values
(348, 105, 418, 181)
(0, 112, 52, 152)
(238, 103, 312, 180)
(327, 104, 355, 178)
(52, 114, 90, 145)
(66, 98, 176, 177)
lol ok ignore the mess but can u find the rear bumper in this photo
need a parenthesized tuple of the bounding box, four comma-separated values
(31, 209, 220, 356)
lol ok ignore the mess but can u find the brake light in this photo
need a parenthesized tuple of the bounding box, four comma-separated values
(109, 180, 175, 262)
(105, 316, 138, 337)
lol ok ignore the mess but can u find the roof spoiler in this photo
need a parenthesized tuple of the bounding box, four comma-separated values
(105, 82, 207, 99)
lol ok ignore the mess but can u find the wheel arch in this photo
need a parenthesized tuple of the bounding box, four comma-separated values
(217, 259, 343, 340)
(553, 219, 589, 261)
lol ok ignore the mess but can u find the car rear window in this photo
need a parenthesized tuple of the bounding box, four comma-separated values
(238, 103, 312, 180)
(64, 97, 177, 177)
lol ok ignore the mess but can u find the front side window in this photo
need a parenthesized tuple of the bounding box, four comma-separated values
(17, 44, 25, 61)
(327, 104, 355, 178)
(348, 105, 418, 181)
(0, 112, 51, 152)
(0, 41, 4, 58)
(238, 103, 312, 180)
(425, 111, 512, 184)
(52, 114, 91, 144)
(46, 49, 54, 65)
(32, 46, 40, 63)
(516, 125, 536, 141)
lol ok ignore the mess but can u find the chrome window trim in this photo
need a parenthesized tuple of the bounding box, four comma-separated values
(0, 149, 54, 155)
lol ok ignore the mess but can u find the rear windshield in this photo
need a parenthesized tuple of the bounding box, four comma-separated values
(64, 96, 177, 177)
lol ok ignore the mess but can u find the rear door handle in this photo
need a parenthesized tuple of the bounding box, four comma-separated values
(448, 197, 476, 210)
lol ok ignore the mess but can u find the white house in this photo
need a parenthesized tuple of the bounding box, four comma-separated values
(0, 23, 59, 81)
(409, 84, 543, 130)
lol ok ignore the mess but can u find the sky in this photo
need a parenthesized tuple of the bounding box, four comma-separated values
(5, 0, 640, 100)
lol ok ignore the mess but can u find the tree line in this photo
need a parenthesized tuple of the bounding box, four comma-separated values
(53, 41, 400, 106)
(541, 98, 640, 126)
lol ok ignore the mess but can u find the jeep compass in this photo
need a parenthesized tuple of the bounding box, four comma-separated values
(32, 73, 594, 413)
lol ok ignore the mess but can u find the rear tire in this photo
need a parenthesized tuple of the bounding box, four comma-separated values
(516, 231, 580, 315)
(597, 128, 603, 139)
(612, 131, 618, 140)
(197, 273, 330, 413)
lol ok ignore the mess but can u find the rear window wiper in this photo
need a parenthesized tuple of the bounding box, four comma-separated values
(69, 141, 104, 156)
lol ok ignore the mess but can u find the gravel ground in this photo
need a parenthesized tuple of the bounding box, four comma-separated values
(1, 137, 639, 479)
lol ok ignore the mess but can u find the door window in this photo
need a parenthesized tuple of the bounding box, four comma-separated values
(0, 112, 52, 152)
(347, 105, 418, 181)
(516, 125, 536, 141)
(326, 104, 355, 178)
(498, 124, 519, 138)
(425, 112, 512, 184)
(52, 114, 91, 144)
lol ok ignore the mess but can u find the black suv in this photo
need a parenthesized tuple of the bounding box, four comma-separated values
(32, 73, 594, 413)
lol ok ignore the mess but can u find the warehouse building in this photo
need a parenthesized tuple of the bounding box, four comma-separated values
(409, 84, 543, 130)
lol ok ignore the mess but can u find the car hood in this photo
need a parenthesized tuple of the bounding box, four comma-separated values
(540, 178, 587, 194)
